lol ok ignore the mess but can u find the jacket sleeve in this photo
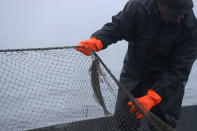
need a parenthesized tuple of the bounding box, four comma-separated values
(152, 24, 197, 99)
(91, 0, 137, 49)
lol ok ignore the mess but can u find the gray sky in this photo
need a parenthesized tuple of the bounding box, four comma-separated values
(0, 0, 197, 105)
(0, 0, 128, 78)
(0, 0, 127, 48)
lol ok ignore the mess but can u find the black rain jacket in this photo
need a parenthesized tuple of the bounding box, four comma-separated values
(91, 0, 197, 128)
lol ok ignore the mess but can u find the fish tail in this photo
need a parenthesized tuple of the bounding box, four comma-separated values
(103, 109, 112, 116)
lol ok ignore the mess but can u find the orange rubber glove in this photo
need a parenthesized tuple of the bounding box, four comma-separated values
(77, 37, 103, 56)
(128, 89, 162, 119)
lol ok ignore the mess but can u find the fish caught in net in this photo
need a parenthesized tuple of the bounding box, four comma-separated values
(0, 46, 175, 131)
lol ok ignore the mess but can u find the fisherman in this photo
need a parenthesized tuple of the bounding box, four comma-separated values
(77, 0, 197, 129)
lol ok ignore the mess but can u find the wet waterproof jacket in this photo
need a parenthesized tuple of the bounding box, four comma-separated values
(91, 0, 197, 128)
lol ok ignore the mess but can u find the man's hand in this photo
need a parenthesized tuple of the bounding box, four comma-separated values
(128, 89, 162, 119)
(77, 37, 103, 56)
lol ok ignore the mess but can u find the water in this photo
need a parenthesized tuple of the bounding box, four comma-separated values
(0, 0, 197, 130)
(99, 43, 197, 106)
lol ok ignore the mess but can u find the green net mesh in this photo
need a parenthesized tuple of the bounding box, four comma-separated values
(0, 47, 174, 131)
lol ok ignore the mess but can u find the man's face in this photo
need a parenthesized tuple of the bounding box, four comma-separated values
(158, 4, 185, 24)
(160, 10, 185, 24)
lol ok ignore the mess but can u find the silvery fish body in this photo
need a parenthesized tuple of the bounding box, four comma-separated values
(89, 58, 111, 116)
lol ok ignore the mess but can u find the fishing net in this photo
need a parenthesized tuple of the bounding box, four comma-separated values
(0, 47, 174, 131)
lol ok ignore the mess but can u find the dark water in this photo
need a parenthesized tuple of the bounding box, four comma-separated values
(0, 0, 197, 130)
(100, 43, 197, 106)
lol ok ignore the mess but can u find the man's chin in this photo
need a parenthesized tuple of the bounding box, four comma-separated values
(165, 20, 181, 25)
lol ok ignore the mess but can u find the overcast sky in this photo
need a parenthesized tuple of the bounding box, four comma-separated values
(0, 0, 128, 48)
(0, 0, 197, 105)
